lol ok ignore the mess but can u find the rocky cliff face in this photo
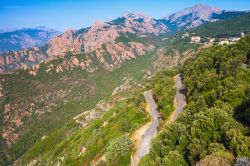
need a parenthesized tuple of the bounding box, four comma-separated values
(47, 13, 167, 57)
(0, 13, 162, 73)
(0, 47, 48, 73)
(162, 4, 221, 30)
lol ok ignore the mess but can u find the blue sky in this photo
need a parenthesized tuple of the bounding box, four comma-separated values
(0, 0, 249, 31)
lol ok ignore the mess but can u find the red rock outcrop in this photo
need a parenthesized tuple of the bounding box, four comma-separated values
(0, 13, 161, 74)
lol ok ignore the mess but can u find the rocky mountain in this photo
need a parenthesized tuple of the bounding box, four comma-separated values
(188, 12, 250, 38)
(0, 13, 166, 74)
(46, 14, 165, 56)
(0, 26, 61, 53)
(162, 4, 221, 29)
(160, 4, 246, 31)
(0, 4, 248, 74)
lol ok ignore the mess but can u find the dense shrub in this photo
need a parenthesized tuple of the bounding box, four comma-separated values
(105, 134, 133, 162)
(140, 35, 250, 165)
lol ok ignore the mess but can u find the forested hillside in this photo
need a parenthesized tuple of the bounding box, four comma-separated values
(189, 12, 250, 37)
(0, 50, 159, 166)
(13, 69, 178, 166)
(140, 35, 250, 165)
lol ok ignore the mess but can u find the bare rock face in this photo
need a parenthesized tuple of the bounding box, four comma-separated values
(111, 77, 143, 95)
(0, 4, 232, 74)
(0, 13, 159, 74)
(74, 100, 114, 128)
(79, 147, 86, 156)
(0, 48, 48, 73)
(47, 29, 80, 56)
(120, 12, 169, 34)
(0, 12, 161, 75)
(46, 14, 161, 57)
(71, 57, 80, 66)
(82, 24, 119, 53)
(163, 4, 221, 29)
(234, 157, 250, 166)
(26, 159, 38, 166)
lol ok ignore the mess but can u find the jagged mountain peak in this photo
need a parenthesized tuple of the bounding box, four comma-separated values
(162, 4, 222, 30)
(165, 4, 221, 20)
(90, 20, 109, 31)
(191, 3, 220, 11)
(122, 12, 152, 20)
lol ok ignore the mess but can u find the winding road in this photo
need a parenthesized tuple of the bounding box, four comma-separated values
(173, 74, 186, 121)
(131, 90, 159, 166)
(138, 91, 159, 157)
(131, 74, 185, 166)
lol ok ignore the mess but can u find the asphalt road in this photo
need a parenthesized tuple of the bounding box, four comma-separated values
(173, 74, 185, 121)
(131, 75, 185, 166)
(132, 90, 159, 165)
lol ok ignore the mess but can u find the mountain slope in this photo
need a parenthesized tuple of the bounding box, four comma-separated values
(0, 49, 160, 166)
(159, 4, 246, 32)
(12, 69, 177, 166)
(140, 35, 250, 166)
(189, 12, 250, 37)
(0, 27, 61, 53)
(16, 35, 250, 166)
(160, 4, 221, 31)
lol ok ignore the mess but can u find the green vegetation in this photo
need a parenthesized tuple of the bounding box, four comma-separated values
(0, 47, 158, 166)
(115, 33, 163, 46)
(189, 12, 250, 38)
(15, 65, 179, 166)
(0, 29, 199, 166)
(163, 36, 199, 56)
(140, 35, 250, 165)
(18, 88, 149, 166)
(115, 36, 132, 43)
(151, 69, 177, 119)
(105, 135, 133, 164)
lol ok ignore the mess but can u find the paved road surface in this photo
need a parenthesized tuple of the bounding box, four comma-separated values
(173, 74, 185, 120)
(131, 90, 159, 166)
(137, 91, 159, 158)
(131, 75, 185, 165)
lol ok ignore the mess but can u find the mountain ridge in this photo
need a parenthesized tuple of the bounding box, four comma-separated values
(0, 4, 248, 74)
(0, 27, 61, 54)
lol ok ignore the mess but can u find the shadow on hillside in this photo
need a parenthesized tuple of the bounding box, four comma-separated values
(234, 99, 250, 130)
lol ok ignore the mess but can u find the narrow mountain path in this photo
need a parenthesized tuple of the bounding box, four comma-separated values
(131, 90, 159, 166)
